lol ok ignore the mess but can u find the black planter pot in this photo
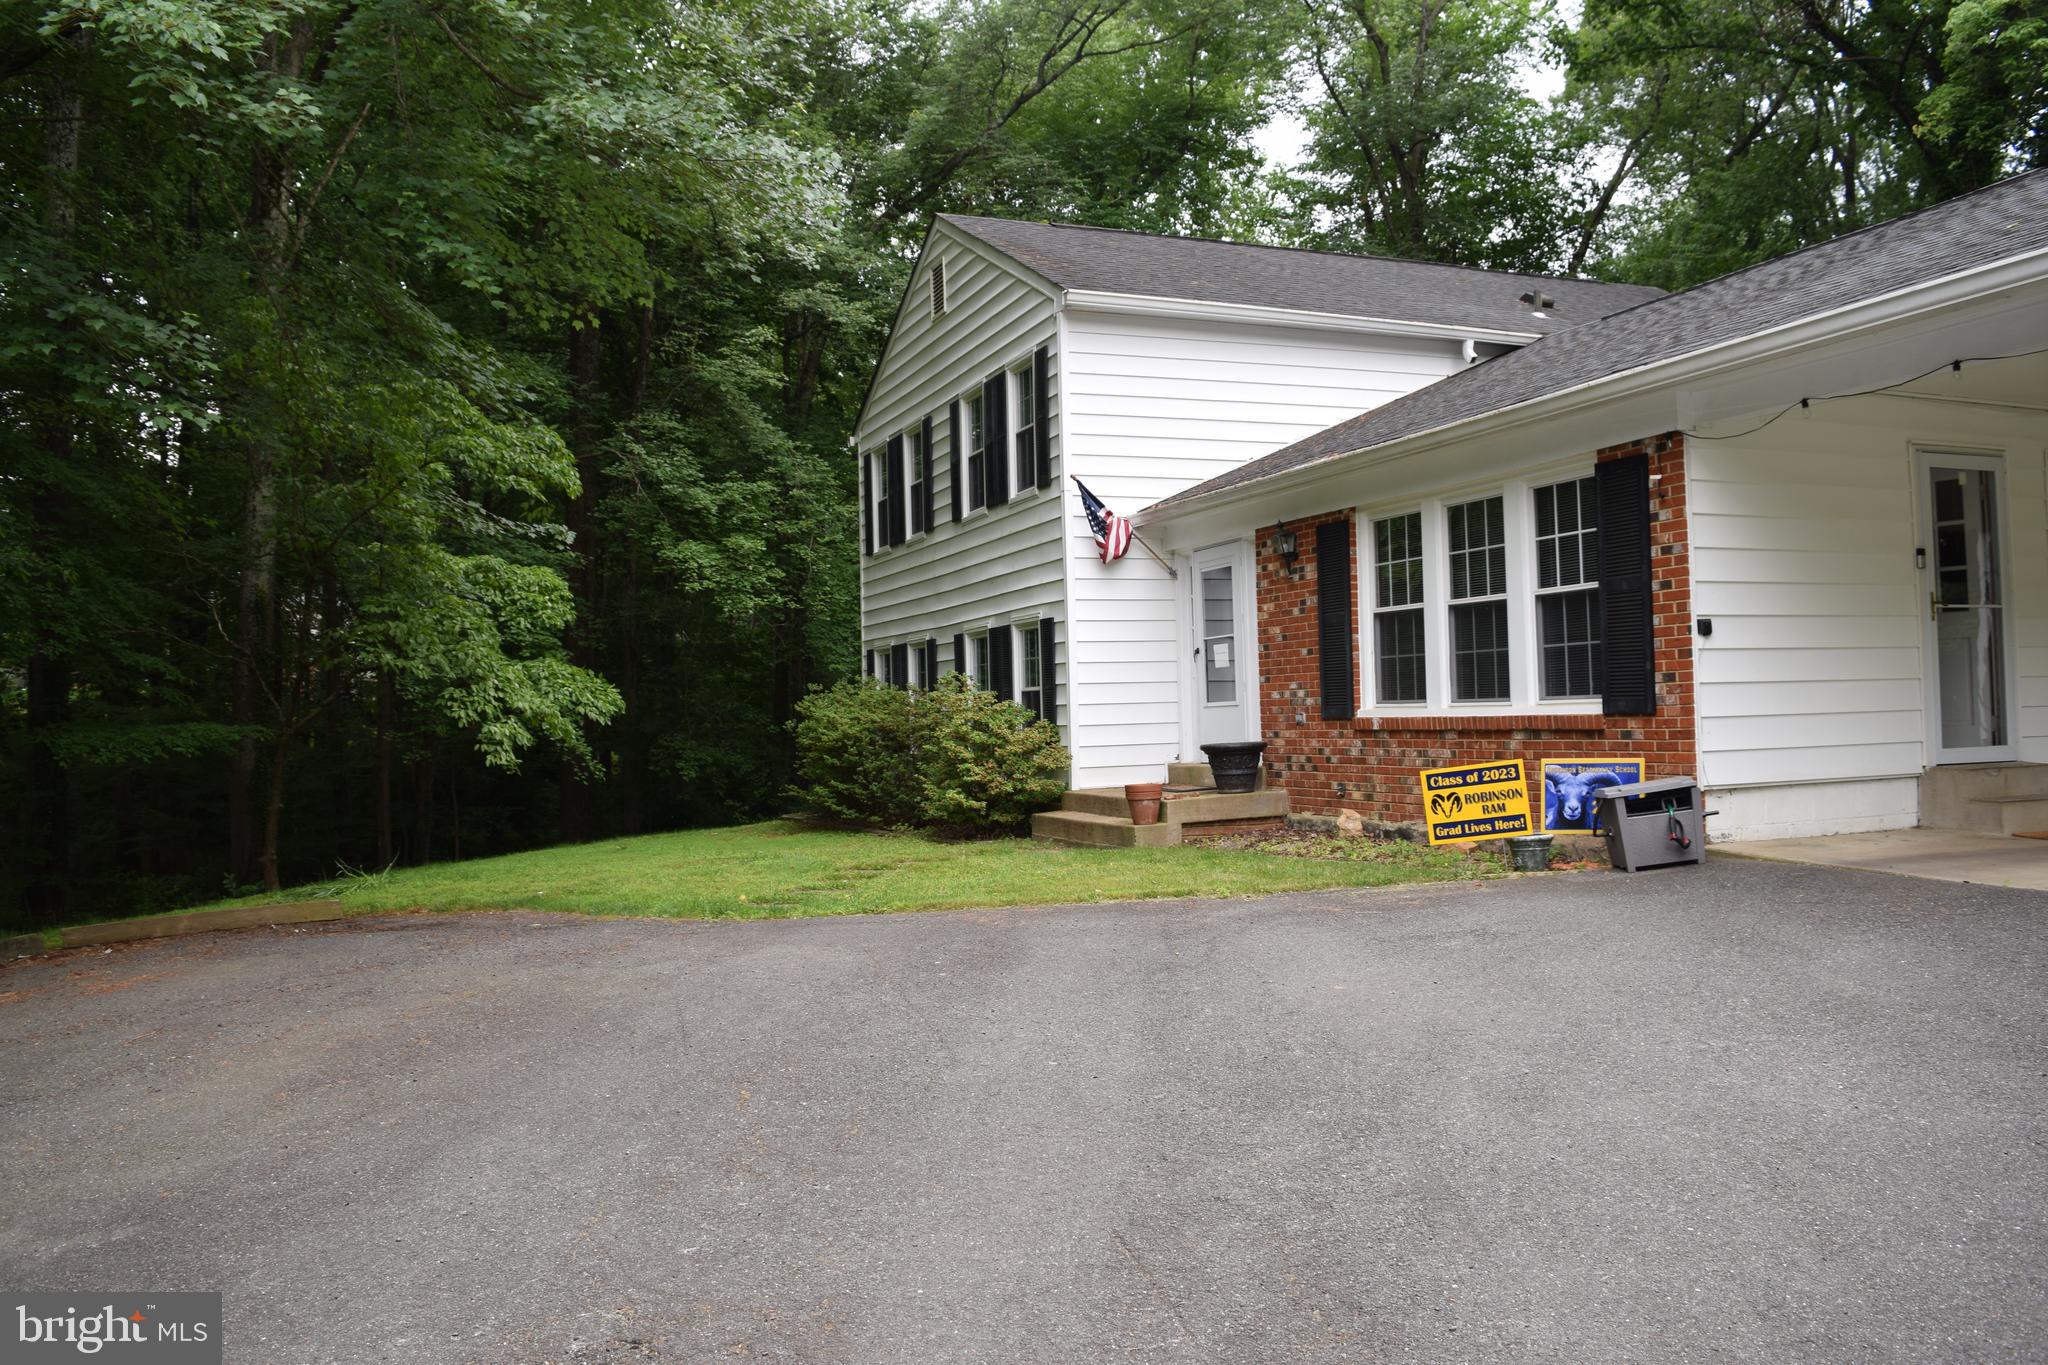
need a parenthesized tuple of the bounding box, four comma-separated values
(1201, 741, 1267, 794)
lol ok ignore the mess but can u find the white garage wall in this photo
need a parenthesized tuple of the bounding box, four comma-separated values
(1691, 393, 2048, 838)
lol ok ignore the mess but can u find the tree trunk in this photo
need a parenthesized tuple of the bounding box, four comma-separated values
(23, 37, 86, 924)
(228, 449, 277, 886)
(260, 728, 290, 893)
(556, 314, 604, 841)
(228, 18, 314, 885)
(376, 670, 395, 866)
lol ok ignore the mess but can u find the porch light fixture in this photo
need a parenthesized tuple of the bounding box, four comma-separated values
(1276, 527, 1299, 566)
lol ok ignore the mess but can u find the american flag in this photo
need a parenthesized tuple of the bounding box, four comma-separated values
(1076, 479, 1133, 563)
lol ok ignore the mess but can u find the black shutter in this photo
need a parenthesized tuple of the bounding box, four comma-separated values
(925, 637, 938, 688)
(885, 434, 906, 546)
(865, 648, 875, 679)
(989, 625, 1014, 702)
(952, 632, 967, 675)
(1597, 453, 1656, 715)
(861, 454, 873, 556)
(919, 414, 934, 533)
(1317, 519, 1355, 720)
(890, 642, 909, 690)
(1034, 346, 1052, 490)
(949, 400, 964, 522)
(1038, 616, 1056, 721)
(983, 373, 1009, 507)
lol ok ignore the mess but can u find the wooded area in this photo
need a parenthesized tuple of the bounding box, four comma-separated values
(2, 0, 2041, 926)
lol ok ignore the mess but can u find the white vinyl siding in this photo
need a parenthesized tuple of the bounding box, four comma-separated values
(1692, 393, 2048, 835)
(1061, 308, 1466, 787)
(857, 229, 1064, 724)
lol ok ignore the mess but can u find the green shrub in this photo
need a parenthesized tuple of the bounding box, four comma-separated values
(789, 679, 920, 825)
(915, 673, 1070, 833)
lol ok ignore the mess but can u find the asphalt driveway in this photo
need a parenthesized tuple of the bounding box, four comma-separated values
(2, 859, 2043, 1363)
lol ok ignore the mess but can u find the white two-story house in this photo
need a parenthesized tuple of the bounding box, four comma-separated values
(853, 215, 1661, 791)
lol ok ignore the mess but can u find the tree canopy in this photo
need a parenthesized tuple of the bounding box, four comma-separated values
(3, 0, 2041, 925)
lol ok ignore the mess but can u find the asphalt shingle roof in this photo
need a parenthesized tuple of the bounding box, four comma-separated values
(940, 215, 1665, 337)
(1147, 171, 2048, 515)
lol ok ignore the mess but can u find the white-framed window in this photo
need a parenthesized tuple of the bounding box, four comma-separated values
(870, 449, 890, 550)
(1355, 469, 1607, 715)
(965, 390, 986, 513)
(1013, 362, 1035, 491)
(1532, 475, 1601, 699)
(1019, 624, 1043, 716)
(905, 425, 925, 536)
(913, 640, 933, 690)
(1372, 511, 1426, 704)
(969, 631, 991, 691)
(1446, 494, 1509, 703)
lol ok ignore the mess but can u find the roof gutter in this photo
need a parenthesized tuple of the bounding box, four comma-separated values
(1136, 243, 2048, 526)
(1062, 289, 1541, 346)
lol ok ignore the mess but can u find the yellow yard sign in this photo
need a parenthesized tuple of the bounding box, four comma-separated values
(1418, 759, 1533, 844)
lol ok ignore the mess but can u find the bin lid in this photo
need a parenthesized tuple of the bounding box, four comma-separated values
(1594, 775, 1698, 801)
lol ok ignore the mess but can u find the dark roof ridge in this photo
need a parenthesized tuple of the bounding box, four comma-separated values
(937, 211, 1644, 291)
(1500, 167, 2048, 339)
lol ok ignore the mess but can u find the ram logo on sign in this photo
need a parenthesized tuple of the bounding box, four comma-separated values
(1417, 760, 1533, 844)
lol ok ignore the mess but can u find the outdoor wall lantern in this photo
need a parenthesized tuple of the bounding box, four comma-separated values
(1276, 527, 1298, 566)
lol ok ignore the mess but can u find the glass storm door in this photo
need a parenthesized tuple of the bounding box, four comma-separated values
(1192, 545, 1248, 747)
(1922, 454, 2016, 764)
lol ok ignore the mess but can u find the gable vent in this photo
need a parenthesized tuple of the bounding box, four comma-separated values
(930, 257, 946, 318)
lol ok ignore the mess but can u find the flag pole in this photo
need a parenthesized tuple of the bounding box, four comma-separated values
(1070, 474, 1177, 577)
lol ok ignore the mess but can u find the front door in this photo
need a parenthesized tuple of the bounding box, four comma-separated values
(1192, 544, 1249, 747)
(1920, 451, 2018, 764)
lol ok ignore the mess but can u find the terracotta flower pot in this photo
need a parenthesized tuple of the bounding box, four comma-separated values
(1124, 782, 1164, 826)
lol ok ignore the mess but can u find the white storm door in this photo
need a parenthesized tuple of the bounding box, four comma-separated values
(1920, 451, 2018, 765)
(1192, 544, 1250, 747)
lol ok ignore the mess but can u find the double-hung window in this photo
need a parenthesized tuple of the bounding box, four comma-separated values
(1019, 625, 1043, 716)
(965, 392, 986, 512)
(1372, 512, 1426, 704)
(905, 426, 924, 536)
(871, 450, 891, 548)
(1013, 363, 1035, 491)
(1446, 494, 1509, 702)
(1533, 475, 1601, 699)
(969, 631, 991, 691)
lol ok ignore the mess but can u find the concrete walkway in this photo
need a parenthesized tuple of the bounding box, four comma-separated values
(1718, 827, 2048, 891)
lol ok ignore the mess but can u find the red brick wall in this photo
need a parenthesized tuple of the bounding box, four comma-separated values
(1255, 433, 1695, 822)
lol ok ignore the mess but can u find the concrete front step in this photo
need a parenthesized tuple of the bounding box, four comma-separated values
(1037, 784, 1291, 847)
(1967, 795, 2048, 837)
(1922, 763, 2048, 833)
(1167, 761, 1268, 790)
(1030, 809, 1180, 848)
(1057, 786, 1289, 825)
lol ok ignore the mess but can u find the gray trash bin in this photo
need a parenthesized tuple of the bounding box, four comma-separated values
(1591, 775, 1706, 871)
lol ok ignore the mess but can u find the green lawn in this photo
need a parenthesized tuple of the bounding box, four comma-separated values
(192, 821, 1494, 922)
